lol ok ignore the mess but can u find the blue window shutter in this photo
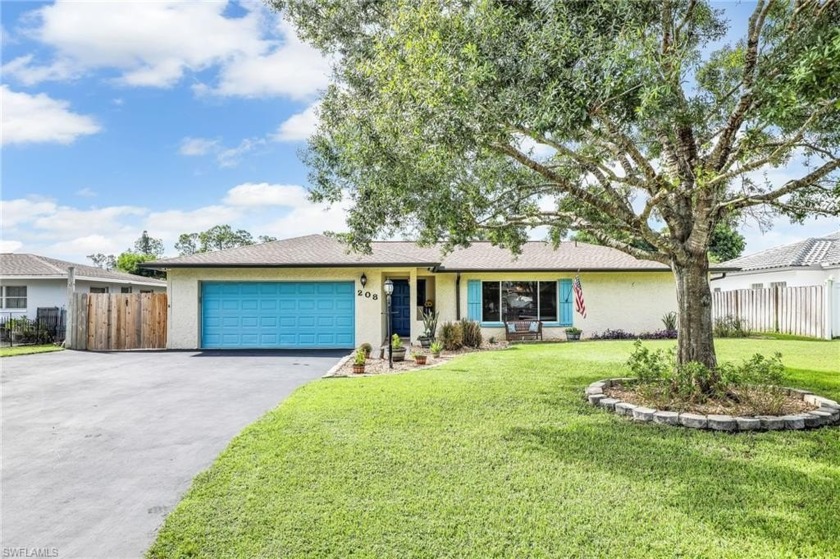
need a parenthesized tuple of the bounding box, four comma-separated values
(559, 279, 573, 326)
(467, 280, 482, 321)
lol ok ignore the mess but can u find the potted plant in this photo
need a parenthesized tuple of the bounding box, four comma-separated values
(417, 309, 440, 348)
(412, 350, 427, 365)
(359, 342, 373, 359)
(429, 341, 443, 358)
(352, 349, 367, 374)
(390, 333, 406, 362)
(565, 327, 582, 341)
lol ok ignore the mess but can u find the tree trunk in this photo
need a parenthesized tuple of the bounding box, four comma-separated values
(672, 255, 717, 370)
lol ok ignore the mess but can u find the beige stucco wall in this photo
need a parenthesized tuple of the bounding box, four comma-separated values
(166, 267, 677, 349)
(457, 271, 678, 340)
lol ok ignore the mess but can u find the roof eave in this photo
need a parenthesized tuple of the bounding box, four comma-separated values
(141, 261, 441, 270)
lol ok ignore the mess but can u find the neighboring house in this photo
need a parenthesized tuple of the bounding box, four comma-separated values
(712, 231, 840, 290)
(145, 234, 706, 351)
(0, 253, 167, 320)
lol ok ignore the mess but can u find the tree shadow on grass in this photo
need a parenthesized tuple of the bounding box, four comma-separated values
(504, 420, 840, 557)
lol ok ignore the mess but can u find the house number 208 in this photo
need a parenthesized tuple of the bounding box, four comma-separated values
(357, 290, 378, 300)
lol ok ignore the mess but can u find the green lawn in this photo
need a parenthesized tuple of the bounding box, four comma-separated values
(149, 340, 840, 559)
(0, 344, 63, 358)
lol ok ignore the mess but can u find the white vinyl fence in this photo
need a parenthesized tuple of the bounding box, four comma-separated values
(712, 284, 835, 339)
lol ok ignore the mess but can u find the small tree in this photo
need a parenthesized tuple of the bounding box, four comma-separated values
(133, 230, 164, 257)
(277, 0, 840, 370)
(87, 253, 116, 270)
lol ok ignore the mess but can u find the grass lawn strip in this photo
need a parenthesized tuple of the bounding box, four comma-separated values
(0, 345, 64, 358)
(149, 339, 840, 559)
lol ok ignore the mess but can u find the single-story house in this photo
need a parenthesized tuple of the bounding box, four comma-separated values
(144, 234, 707, 351)
(0, 253, 167, 320)
(712, 231, 840, 290)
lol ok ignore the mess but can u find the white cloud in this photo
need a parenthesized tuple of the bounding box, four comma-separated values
(265, 202, 351, 239)
(224, 183, 311, 207)
(48, 234, 128, 257)
(208, 22, 329, 100)
(514, 134, 556, 160)
(179, 137, 220, 156)
(0, 197, 59, 228)
(145, 205, 244, 240)
(75, 187, 97, 198)
(0, 240, 23, 253)
(31, 205, 146, 236)
(1, 182, 347, 262)
(273, 102, 319, 142)
(4, 2, 328, 101)
(178, 135, 266, 168)
(217, 137, 267, 168)
(740, 216, 840, 255)
(1, 86, 100, 145)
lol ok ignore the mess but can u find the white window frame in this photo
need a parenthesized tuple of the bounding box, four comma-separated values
(2, 286, 28, 309)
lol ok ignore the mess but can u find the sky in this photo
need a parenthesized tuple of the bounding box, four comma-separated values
(1, 0, 837, 265)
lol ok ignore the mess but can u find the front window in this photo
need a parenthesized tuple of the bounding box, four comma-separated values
(481, 281, 557, 322)
(3, 286, 27, 309)
(90, 287, 109, 294)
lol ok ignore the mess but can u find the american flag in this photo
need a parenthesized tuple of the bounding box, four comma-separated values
(573, 275, 587, 318)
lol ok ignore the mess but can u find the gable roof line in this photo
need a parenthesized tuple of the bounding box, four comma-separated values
(0, 253, 167, 285)
(720, 231, 840, 271)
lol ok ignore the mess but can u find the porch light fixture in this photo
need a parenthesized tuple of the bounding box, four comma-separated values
(360, 273, 367, 287)
(384, 279, 394, 369)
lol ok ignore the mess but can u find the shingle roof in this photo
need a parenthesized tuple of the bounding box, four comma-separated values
(436, 241, 669, 271)
(720, 231, 840, 271)
(144, 234, 676, 271)
(0, 253, 167, 285)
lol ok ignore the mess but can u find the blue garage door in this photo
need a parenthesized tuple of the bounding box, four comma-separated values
(201, 282, 355, 349)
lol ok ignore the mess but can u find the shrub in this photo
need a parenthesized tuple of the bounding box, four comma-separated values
(627, 341, 789, 413)
(359, 342, 373, 357)
(713, 315, 752, 338)
(592, 329, 637, 340)
(430, 341, 443, 354)
(592, 329, 677, 340)
(440, 321, 463, 351)
(421, 310, 440, 340)
(391, 333, 404, 349)
(460, 319, 482, 348)
(354, 349, 367, 365)
(661, 311, 678, 332)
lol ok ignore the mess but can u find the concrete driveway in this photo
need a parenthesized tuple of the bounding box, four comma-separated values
(1, 349, 343, 558)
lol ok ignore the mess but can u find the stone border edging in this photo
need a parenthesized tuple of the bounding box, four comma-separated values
(585, 378, 840, 431)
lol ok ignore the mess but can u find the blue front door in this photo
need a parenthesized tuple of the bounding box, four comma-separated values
(201, 282, 355, 349)
(391, 280, 411, 337)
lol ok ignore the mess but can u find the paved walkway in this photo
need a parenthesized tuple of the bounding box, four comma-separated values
(1, 349, 343, 558)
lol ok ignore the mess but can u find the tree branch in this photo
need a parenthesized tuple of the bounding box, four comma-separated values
(705, 0, 773, 172)
(716, 158, 840, 212)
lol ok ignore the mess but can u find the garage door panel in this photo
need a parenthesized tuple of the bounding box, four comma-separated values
(202, 282, 355, 349)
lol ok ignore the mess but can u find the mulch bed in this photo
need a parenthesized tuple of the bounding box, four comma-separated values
(605, 384, 818, 416)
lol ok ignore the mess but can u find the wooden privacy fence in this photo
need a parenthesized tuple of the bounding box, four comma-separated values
(712, 285, 826, 339)
(69, 292, 167, 350)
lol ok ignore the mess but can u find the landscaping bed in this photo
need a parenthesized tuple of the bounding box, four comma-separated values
(604, 383, 818, 416)
(328, 341, 509, 377)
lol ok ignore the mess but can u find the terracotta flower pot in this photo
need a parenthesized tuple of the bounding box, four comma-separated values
(352, 364, 365, 374)
(414, 355, 427, 365)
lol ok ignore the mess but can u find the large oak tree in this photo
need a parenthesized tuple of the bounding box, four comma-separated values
(275, 0, 840, 368)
